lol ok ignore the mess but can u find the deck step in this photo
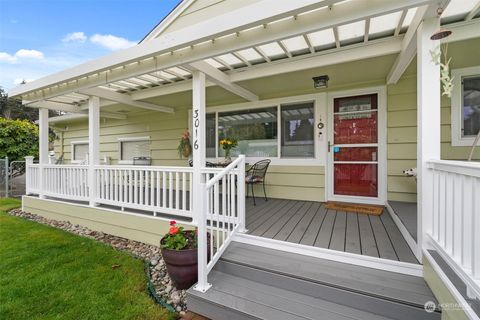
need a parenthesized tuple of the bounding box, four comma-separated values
(187, 242, 440, 320)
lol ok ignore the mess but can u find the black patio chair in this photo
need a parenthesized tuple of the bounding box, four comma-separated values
(245, 159, 271, 206)
(188, 160, 217, 167)
(133, 156, 152, 165)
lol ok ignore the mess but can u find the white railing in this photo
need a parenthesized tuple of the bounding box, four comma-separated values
(427, 159, 480, 299)
(94, 166, 194, 218)
(43, 165, 89, 201)
(25, 163, 40, 195)
(195, 155, 246, 292)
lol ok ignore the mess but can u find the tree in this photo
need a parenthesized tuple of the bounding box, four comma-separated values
(0, 118, 39, 165)
(0, 87, 62, 121)
(0, 88, 38, 122)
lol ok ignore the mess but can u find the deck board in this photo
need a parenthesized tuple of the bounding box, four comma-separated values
(329, 211, 346, 251)
(246, 198, 418, 264)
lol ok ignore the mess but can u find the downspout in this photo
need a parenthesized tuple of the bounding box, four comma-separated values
(467, 129, 480, 161)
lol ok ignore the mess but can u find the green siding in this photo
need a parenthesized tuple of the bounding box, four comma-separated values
(22, 196, 191, 246)
(386, 38, 480, 203)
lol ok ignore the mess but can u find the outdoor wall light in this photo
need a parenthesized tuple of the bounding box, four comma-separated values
(313, 75, 329, 89)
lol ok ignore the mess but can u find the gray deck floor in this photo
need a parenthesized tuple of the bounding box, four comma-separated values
(246, 198, 418, 264)
(389, 201, 417, 241)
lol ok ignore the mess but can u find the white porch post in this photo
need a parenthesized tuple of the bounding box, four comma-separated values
(38, 108, 49, 199)
(417, 16, 440, 260)
(88, 96, 100, 207)
(192, 70, 211, 292)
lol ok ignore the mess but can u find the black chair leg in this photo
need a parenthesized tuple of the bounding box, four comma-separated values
(251, 183, 256, 206)
(263, 181, 267, 201)
(246, 182, 249, 198)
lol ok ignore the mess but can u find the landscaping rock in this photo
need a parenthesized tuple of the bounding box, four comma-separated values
(7, 208, 188, 312)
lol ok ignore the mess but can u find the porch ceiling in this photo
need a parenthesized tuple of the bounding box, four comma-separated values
(9, 0, 480, 115)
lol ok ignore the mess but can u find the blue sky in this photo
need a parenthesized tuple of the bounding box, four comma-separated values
(0, 0, 181, 91)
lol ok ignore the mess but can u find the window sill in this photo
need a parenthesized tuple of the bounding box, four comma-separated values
(207, 157, 325, 166)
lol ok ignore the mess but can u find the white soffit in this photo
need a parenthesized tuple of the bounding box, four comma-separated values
(402, 7, 418, 27)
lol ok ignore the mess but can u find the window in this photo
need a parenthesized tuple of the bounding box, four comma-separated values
(218, 107, 278, 157)
(281, 102, 315, 158)
(71, 141, 88, 163)
(451, 66, 480, 146)
(206, 100, 317, 161)
(118, 137, 151, 164)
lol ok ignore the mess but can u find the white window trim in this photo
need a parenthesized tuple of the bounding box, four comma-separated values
(205, 92, 327, 166)
(451, 66, 480, 147)
(71, 140, 89, 164)
(117, 136, 151, 165)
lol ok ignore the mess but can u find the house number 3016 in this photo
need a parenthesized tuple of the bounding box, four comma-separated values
(193, 109, 200, 150)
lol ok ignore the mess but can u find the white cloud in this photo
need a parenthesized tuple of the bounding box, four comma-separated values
(15, 49, 44, 59)
(63, 32, 87, 43)
(0, 49, 44, 64)
(0, 52, 17, 63)
(90, 34, 136, 51)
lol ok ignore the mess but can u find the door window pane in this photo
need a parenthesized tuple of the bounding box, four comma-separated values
(334, 164, 378, 197)
(334, 94, 378, 144)
(120, 140, 150, 160)
(462, 76, 480, 137)
(73, 143, 88, 161)
(218, 107, 277, 157)
(281, 102, 314, 158)
(334, 147, 377, 162)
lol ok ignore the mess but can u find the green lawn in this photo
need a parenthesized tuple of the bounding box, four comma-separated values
(0, 198, 176, 320)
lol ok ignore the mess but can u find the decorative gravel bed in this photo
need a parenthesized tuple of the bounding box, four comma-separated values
(8, 209, 188, 315)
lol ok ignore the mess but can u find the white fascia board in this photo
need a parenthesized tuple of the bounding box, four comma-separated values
(11, 0, 429, 100)
(131, 37, 403, 101)
(48, 111, 127, 124)
(387, 0, 451, 84)
(441, 19, 480, 43)
(79, 87, 174, 113)
(188, 61, 258, 101)
(24, 100, 83, 113)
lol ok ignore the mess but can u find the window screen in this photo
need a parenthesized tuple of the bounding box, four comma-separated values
(73, 143, 88, 161)
(462, 76, 480, 137)
(120, 140, 150, 160)
(281, 102, 314, 158)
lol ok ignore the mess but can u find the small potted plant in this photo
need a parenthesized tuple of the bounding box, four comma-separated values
(177, 129, 192, 158)
(219, 138, 238, 162)
(160, 221, 209, 289)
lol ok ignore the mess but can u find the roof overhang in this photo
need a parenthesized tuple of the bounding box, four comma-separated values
(8, 0, 480, 113)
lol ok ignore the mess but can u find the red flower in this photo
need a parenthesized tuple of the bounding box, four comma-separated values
(169, 220, 176, 226)
(169, 226, 179, 235)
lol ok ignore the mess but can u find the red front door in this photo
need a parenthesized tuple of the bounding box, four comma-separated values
(331, 94, 378, 198)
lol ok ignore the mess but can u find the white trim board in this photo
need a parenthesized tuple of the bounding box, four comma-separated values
(423, 249, 480, 320)
(233, 232, 423, 277)
(386, 202, 420, 261)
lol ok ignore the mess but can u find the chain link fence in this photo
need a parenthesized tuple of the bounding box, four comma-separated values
(0, 158, 7, 198)
(0, 157, 27, 198)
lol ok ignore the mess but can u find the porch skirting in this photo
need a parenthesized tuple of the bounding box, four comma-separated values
(22, 196, 192, 246)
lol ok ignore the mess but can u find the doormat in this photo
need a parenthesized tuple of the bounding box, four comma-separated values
(325, 201, 383, 216)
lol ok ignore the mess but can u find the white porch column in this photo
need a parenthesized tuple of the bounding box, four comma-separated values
(88, 96, 100, 207)
(192, 70, 211, 292)
(192, 70, 206, 223)
(38, 108, 49, 199)
(417, 16, 441, 259)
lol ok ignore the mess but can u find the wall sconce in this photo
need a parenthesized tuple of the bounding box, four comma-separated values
(313, 75, 329, 89)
